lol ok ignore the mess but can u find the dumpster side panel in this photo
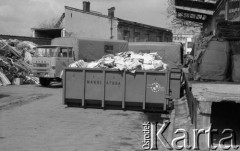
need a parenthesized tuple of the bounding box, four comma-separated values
(125, 73, 145, 102)
(64, 68, 173, 112)
(146, 73, 167, 103)
(85, 71, 104, 100)
(105, 72, 123, 101)
(65, 70, 84, 99)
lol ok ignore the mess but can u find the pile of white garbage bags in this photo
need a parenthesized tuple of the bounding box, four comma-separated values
(69, 51, 168, 73)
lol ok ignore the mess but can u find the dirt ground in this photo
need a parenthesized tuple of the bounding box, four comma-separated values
(0, 84, 168, 151)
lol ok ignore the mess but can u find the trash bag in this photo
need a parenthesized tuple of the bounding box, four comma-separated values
(69, 60, 88, 68)
(125, 58, 142, 73)
(86, 61, 100, 68)
(199, 40, 230, 81)
(0, 71, 11, 86)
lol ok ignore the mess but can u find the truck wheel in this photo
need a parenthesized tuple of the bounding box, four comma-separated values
(40, 78, 51, 87)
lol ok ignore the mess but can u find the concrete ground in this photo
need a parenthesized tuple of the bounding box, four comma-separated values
(0, 84, 170, 151)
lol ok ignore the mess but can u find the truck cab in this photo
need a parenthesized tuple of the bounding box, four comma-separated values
(32, 45, 74, 86)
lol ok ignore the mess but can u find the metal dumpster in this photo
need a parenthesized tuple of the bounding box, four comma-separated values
(63, 68, 181, 112)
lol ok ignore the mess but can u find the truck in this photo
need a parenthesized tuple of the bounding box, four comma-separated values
(31, 37, 128, 86)
(62, 42, 184, 113)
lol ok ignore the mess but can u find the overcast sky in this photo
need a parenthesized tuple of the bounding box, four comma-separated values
(0, 0, 171, 36)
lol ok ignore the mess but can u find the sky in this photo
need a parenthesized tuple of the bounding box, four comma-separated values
(0, 0, 171, 36)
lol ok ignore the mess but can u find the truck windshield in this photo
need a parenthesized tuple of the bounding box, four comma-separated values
(34, 48, 58, 57)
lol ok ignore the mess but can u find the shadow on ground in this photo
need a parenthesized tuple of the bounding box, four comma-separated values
(35, 82, 62, 89)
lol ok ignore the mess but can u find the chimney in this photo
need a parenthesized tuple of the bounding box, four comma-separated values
(108, 7, 115, 18)
(83, 1, 90, 12)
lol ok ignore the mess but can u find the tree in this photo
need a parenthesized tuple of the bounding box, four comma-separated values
(36, 17, 60, 29)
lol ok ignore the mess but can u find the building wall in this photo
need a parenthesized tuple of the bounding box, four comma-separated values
(63, 7, 172, 42)
(63, 8, 118, 40)
(118, 25, 172, 42)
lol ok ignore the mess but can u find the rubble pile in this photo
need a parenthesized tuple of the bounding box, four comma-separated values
(69, 51, 168, 73)
(0, 39, 39, 86)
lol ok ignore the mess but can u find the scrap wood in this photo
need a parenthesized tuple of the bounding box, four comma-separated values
(0, 40, 22, 58)
(14, 60, 32, 72)
(0, 71, 11, 86)
(25, 76, 40, 85)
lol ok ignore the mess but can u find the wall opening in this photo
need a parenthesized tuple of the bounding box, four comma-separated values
(211, 101, 240, 147)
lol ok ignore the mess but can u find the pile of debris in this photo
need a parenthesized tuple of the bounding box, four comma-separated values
(69, 51, 168, 73)
(0, 39, 39, 86)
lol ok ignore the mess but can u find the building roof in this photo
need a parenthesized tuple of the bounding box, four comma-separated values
(64, 6, 172, 33)
(31, 28, 63, 31)
(65, 6, 116, 20)
(36, 45, 72, 48)
(117, 19, 171, 32)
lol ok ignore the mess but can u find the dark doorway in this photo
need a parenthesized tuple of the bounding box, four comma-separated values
(211, 102, 240, 148)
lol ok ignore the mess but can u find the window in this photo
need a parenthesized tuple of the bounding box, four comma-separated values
(34, 48, 58, 57)
(134, 32, 140, 42)
(145, 33, 150, 42)
(123, 30, 130, 41)
(59, 48, 68, 57)
(68, 48, 73, 58)
(104, 45, 114, 53)
(134, 32, 140, 37)
(158, 36, 163, 42)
